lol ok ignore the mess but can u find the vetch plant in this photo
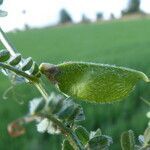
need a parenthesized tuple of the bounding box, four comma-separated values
(0, 1, 150, 149)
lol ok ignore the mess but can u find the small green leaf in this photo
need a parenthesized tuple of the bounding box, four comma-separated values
(40, 62, 149, 103)
(90, 128, 102, 139)
(62, 140, 74, 150)
(46, 93, 84, 123)
(121, 130, 135, 150)
(47, 95, 65, 114)
(57, 100, 84, 122)
(75, 126, 89, 145)
(21, 57, 33, 71)
(0, 10, 7, 17)
(29, 98, 46, 115)
(144, 127, 150, 145)
(57, 102, 75, 120)
(86, 135, 113, 150)
(67, 105, 84, 122)
(9, 54, 21, 66)
(0, 49, 10, 62)
(34, 100, 45, 114)
(31, 62, 39, 75)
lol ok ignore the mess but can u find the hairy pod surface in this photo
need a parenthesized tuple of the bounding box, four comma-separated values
(40, 62, 149, 103)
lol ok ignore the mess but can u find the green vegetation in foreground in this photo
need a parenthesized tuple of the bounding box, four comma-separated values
(0, 18, 150, 150)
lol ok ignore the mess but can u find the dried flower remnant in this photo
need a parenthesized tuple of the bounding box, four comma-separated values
(7, 119, 26, 137)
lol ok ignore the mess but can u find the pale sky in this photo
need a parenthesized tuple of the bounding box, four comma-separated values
(0, 0, 150, 32)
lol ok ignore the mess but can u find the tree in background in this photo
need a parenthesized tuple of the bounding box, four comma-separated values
(122, 0, 145, 16)
(96, 12, 103, 21)
(59, 9, 72, 24)
(110, 13, 115, 20)
(81, 14, 91, 23)
(127, 0, 140, 13)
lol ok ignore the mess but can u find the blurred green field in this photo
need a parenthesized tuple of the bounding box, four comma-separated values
(0, 18, 150, 150)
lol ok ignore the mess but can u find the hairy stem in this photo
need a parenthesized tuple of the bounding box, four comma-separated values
(0, 27, 17, 56)
(35, 84, 84, 149)
(0, 62, 38, 82)
(34, 82, 49, 102)
(38, 113, 84, 150)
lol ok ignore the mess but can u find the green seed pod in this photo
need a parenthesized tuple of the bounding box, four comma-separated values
(9, 53, 21, 66)
(0, 49, 10, 62)
(21, 57, 33, 71)
(31, 62, 39, 75)
(40, 62, 150, 103)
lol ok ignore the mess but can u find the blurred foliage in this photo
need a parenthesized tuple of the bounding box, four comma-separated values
(121, 130, 135, 150)
(121, 0, 147, 17)
(81, 14, 91, 24)
(127, 0, 140, 13)
(59, 9, 72, 24)
(96, 12, 103, 21)
(0, 0, 3, 5)
(0, 0, 7, 17)
(0, 18, 150, 149)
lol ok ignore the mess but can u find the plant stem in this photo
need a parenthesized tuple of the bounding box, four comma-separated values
(39, 113, 84, 150)
(0, 62, 38, 82)
(141, 97, 150, 106)
(0, 27, 17, 56)
(0, 64, 84, 149)
(34, 82, 49, 102)
(35, 84, 84, 149)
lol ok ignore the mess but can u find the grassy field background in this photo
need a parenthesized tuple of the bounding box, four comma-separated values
(0, 18, 150, 149)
